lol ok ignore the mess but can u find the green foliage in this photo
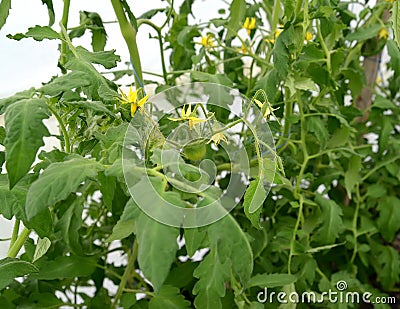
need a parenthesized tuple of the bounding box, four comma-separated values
(0, 0, 399, 308)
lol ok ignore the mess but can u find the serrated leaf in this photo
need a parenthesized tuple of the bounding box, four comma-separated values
(0, 0, 11, 30)
(392, 0, 400, 48)
(134, 180, 180, 292)
(344, 155, 361, 199)
(243, 178, 266, 229)
(7, 25, 60, 41)
(65, 101, 116, 117)
(313, 195, 343, 244)
(32, 255, 97, 280)
(184, 227, 206, 257)
(26, 157, 103, 220)
(209, 214, 253, 284)
(75, 46, 120, 69)
(0, 258, 38, 290)
(0, 88, 35, 115)
(0, 185, 21, 219)
(149, 285, 191, 309)
(4, 99, 50, 188)
(56, 200, 83, 255)
(294, 77, 318, 92)
(247, 273, 297, 288)
(39, 71, 91, 96)
(306, 116, 329, 148)
(32, 237, 51, 263)
(193, 248, 230, 309)
(375, 245, 400, 290)
(327, 126, 350, 148)
(345, 24, 381, 41)
(226, 0, 246, 39)
(377, 196, 400, 242)
(106, 199, 140, 242)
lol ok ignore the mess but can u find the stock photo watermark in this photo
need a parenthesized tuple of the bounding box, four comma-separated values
(257, 280, 397, 305)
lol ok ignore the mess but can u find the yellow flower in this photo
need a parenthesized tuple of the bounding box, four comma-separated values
(265, 27, 283, 44)
(254, 99, 278, 118)
(243, 17, 256, 35)
(376, 76, 382, 84)
(200, 34, 215, 49)
(207, 132, 228, 145)
(305, 31, 313, 42)
(168, 104, 212, 130)
(118, 86, 149, 117)
(378, 28, 389, 40)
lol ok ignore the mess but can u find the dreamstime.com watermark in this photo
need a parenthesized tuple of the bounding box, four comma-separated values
(257, 281, 397, 305)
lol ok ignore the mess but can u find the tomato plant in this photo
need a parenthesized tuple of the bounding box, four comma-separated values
(0, 0, 399, 308)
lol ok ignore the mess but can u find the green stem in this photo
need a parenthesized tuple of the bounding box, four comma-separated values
(316, 19, 331, 73)
(9, 219, 20, 248)
(59, 0, 71, 71)
(111, 0, 143, 86)
(48, 104, 71, 153)
(112, 240, 138, 308)
(138, 20, 168, 84)
(350, 184, 361, 263)
(271, 0, 281, 32)
(7, 227, 31, 258)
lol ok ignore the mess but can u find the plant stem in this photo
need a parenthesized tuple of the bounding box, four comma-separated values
(111, 0, 143, 86)
(7, 227, 31, 258)
(48, 104, 71, 153)
(9, 219, 20, 248)
(59, 0, 71, 72)
(138, 20, 168, 84)
(112, 240, 138, 308)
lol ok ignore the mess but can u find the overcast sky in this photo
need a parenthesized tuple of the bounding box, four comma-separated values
(0, 0, 229, 98)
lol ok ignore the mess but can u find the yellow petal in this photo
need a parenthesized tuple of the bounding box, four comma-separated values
(167, 117, 182, 122)
(243, 17, 250, 29)
(128, 86, 138, 103)
(250, 17, 256, 29)
(305, 31, 313, 41)
(137, 94, 149, 108)
(131, 103, 138, 117)
(254, 99, 263, 108)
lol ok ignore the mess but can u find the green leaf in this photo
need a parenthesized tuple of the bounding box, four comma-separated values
(106, 199, 140, 242)
(306, 116, 329, 148)
(65, 101, 116, 118)
(26, 157, 103, 220)
(149, 285, 191, 309)
(247, 273, 297, 288)
(32, 237, 51, 263)
(184, 227, 206, 257)
(372, 95, 396, 109)
(41, 0, 55, 26)
(134, 183, 180, 292)
(294, 77, 319, 92)
(243, 178, 266, 229)
(0, 184, 21, 219)
(313, 195, 343, 244)
(75, 46, 120, 69)
(226, 0, 246, 39)
(392, 0, 400, 49)
(327, 126, 350, 148)
(0, 258, 38, 290)
(7, 25, 60, 41)
(345, 24, 381, 41)
(39, 71, 91, 96)
(374, 245, 400, 290)
(0, 0, 11, 30)
(4, 98, 50, 188)
(377, 196, 400, 242)
(209, 215, 253, 284)
(193, 248, 230, 309)
(32, 255, 97, 280)
(56, 200, 84, 255)
(344, 155, 361, 199)
(0, 88, 35, 115)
